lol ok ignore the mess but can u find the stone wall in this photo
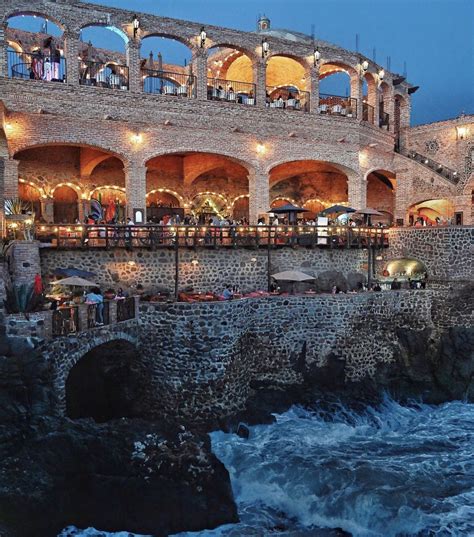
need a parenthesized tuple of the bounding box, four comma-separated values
(40, 247, 367, 293)
(383, 227, 474, 282)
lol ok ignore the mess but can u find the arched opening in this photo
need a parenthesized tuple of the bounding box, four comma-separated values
(207, 46, 255, 105)
(366, 170, 396, 225)
(15, 144, 125, 223)
(266, 55, 310, 111)
(319, 63, 356, 117)
(19, 181, 42, 219)
(66, 339, 144, 422)
(140, 35, 194, 97)
(146, 152, 250, 223)
(146, 189, 182, 223)
(191, 192, 228, 224)
(383, 257, 427, 282)
(269, 160, 349, 221)
(79, 25, 129, 90)
(6, 14, 65, 81)
(90, 186, 126, 223)
(407, 199, 455, 226)
(232, 195, 249, 222)
(362, 73, 377, 124)
(53, 185, 78, 223)
(379, 81, 391, 130)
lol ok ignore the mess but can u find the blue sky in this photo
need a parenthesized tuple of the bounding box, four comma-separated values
(10, 0, 474, 125)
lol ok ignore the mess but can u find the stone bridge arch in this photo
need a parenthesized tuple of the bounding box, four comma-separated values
(42, 328, 139, 416)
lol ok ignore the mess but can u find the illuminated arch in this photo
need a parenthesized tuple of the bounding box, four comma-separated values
(4, 11, 66, 31)
(146, 188, 185, 205)
(79, 23, 129, 44)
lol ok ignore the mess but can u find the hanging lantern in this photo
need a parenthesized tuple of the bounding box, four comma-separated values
(200, 27, 207, 48)
(261, 37, 269, 58)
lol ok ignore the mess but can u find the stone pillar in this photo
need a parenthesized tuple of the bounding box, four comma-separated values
(254, 58, 266, 109)
(350, 75, 363, 120)
(124, 162, 147, 222)
(126, 40, 141, 93)
(108, 299, 118, 324)
(3, 158, 19, 199)
(194, 49, 208, 101)
(348, 173, 366, 210)
(248, 170, 269, 224)
(384, 83, 396, 134)
(309, 65, 319, 114)
(42, 199, 54, 223)
(367, 77, 379, 126)
(0, 22, 8, 78)
(63, 30, 81, 86)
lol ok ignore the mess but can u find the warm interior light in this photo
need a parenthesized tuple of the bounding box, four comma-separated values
(4, 123, 13, 132)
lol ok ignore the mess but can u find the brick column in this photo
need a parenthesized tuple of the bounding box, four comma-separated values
(384, 83, 396, 134)
(348, 172, 366, 210)
(8, 241, 41, 285)
(350, 75, 363, 120)
(124, 162, 147, 222)
(3, 158, 19, 199)
(367, 78, 379, 126)
(0, 22, 8, 78)
(63, 30, 80, 86)
(194, 49, 208, 101)
(126, 40, 141, 93)
(248, 170, 269, 224)
(309, 65, 319, 114)
(254, 58, 266, 109)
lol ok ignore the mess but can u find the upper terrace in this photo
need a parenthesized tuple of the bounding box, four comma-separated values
(0, 0, 415, 132)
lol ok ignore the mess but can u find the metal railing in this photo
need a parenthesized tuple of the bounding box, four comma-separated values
(79, 61, 129, 90)
(362, 102, 375, 124)
(117, 297, 136, 322)
(52, 306, 79, 337)
(207, 78, 256, 105)
(143, 68, 196, 97)
(318, 94, 357, 118)
(395, 147, 460, 184)
(8, 50, 66, 82)
(35, 224, 389, 250)
(266, 87, 310, 112)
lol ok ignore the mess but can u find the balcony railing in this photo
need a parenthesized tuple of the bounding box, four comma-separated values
(395, 147, 460, 184)
(318, 94, 357, 118)
(207, 78, 256, 105)
(117, 297, 136, 322)
(8, 50, 66, 82)
(35, 224, 389, 250)
(362, 102, 375, 124)
(266, 87, 310, 112)
(52, 305, 79, 337)
(79, 61, 129, 90)
(143, 68, 196, 97)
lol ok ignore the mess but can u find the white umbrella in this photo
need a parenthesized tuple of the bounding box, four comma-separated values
(52, 276, 97, 287)
(271, 270, 315, 282)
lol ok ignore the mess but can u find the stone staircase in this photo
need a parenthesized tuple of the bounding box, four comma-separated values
(395, 146, 460, 185)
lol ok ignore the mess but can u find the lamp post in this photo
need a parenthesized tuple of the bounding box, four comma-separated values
(200, 27, 207, 48)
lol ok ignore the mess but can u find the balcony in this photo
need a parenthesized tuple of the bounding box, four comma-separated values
(8, 50, 66, 82)
(79, 61, 129, 90)
(266, 87, 310, 112)
(143, 68, 196, 97)
(362, 102, 375, 124)
(207, 78, 256, 105)
(318, 94, 357, 118)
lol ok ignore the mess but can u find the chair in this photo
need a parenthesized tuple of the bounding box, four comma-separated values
(319, 104, 328, 113)
(332, 104, 342, 114)
(287, 98, 296, 109)
(177, 85, 187, 96)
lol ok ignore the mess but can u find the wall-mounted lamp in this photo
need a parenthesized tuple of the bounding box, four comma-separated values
(313, 47, 321, 66)
(456, 126, 468, 140)
(378, 68, 385, 81)
(191, 259, 199, 266)
(4, 123, 13, 132)
(132, 14, 140, 39)
(200, 27, 207, 48)
(131, 132, 143, 144)
(261, 37, 269, 58)
(256, 143, 266, 155)
(361, 60, 369, 72)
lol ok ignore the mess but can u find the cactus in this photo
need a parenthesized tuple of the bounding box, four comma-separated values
(4, 283, 41, 314)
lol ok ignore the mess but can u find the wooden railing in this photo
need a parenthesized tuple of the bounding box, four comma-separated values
(35, 224, 389, 250)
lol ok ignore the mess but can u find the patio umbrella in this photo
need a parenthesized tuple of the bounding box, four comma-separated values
(54, 268, 97, 280)
(271, 270, 315, 282)
(319, 204, 356, 216)
(52, 276, 97, 287)
(268, 203, 309, 224)
(355, 207, 384, 225)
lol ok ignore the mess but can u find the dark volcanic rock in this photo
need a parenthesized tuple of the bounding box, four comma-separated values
(0, 352, 238, 537)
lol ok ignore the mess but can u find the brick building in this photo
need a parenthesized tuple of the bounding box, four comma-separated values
(0, 0, 472, 226)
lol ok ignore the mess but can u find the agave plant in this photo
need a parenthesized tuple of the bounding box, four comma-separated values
(4, 198, 33, 216)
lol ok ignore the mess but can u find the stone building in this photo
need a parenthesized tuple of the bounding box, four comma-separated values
(0, 0, 472, 226)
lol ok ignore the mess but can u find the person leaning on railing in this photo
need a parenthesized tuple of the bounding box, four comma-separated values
(85, 287, 104, 326)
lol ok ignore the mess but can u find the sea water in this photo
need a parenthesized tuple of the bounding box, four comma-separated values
(63, 398, 474, 537)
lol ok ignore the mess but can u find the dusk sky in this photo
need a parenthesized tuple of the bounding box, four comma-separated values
(11, 0, 474, 125)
